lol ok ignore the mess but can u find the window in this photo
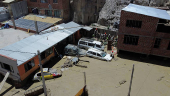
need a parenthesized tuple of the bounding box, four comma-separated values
(30, 0, 37, 2)
(88, 43, 94, 47)
(126, 20, 142, 28)
(0, 62, 14, 72)
(41, 0, 48, 3)
(97, 53, 101, 57)
(123, 35, 139, 45)
(24, 60, 35, 72)
(53, 0, 58, 3)
(41, 51, 46, 60)
(96, 44, 101, 48)
(154, 38, 161, 48)
(92, 52, 96, 55)
(54, 10, 61, 18)
(79, 41, 87, 45)
(45, 10, 52, 16)
(87, 51, 92, 54)
(167, 42, 170, 50)
(37, 73, 41, 76)
(46, 47, 53, 57)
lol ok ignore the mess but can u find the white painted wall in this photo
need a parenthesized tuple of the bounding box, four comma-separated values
(0, 55, 20, 81)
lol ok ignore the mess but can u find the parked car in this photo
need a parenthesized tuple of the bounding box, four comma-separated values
(78, 38, 105, 51)
(86, 48, 112, 61)
(33, 68, 62, 81)
(64, 44, 86, 56)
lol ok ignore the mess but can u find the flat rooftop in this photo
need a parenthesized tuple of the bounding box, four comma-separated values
(23, 14, 62, 24)
(0, 28, 33, 49)
(8, 17, 53, 32)
(122, 4, 170, 20)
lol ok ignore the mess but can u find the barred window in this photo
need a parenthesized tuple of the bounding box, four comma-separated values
(126, 20, 142, 28)
(123, 35, 139, 45)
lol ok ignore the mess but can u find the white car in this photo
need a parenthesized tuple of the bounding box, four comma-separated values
(86, 48, 112, 61)
(78, 38, 105, 51)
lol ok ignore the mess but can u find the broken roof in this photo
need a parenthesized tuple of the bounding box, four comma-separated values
(122, 4, 170, 20)
(0, 21, 92, 66)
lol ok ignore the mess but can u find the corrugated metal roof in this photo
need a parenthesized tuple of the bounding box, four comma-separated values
(122, 4, 170, 20)
(0, 21, 92, 66)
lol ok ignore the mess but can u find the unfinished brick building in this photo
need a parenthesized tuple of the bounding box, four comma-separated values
(118, 4, 170, 58)
(27, 0, 70, 22)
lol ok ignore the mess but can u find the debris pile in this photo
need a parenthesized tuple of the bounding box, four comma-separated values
(98, 0, 170, 26)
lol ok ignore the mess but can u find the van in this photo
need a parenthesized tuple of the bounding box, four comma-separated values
(86, 48, 112, 61)
(78, 38, 104, 51)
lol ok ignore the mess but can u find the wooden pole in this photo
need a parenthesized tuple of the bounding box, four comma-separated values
(84, 72, 86, 86)
(37, 50, 47, 96)
(128, 64, 135, 96)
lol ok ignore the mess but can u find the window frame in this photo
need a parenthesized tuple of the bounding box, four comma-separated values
(0, 62, 14, 73)
(40, 0, 48, 3)
(53, 0, 58, 3)
(54, 10, 61, 18)
(96, 44, 101, 48)
(123, 35, 139, 45)
(97, 53, 102, 57)
(45, 10, 52, 16)
(167, 42, 170, 50)
(154, 38, 161, 48)
(92, 52, 96, 55)
(126, 20, 142, 28)
(24, 59, 35, 73)
(88, 43, 94, 47)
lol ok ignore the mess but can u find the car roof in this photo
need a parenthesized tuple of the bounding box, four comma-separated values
(65, 44, 78, 50)
(93, 41, 101, 45)
(87, 48, 103, 53)
(80, 38, 102, 45)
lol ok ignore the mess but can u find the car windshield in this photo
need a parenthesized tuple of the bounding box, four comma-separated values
(101, 52, 107, 57)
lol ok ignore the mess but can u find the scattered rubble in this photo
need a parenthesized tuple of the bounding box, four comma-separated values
(157, 76, 165, 81)
(98, 0, 170, 26)
(119, 79, 127, 85)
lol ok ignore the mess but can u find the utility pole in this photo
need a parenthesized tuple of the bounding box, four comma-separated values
(128, 64, 135, 96)
(8, 4, 16, 29)
(37, 50, 47, 96)
(35, 21, 38, 34)
(84, 72, 86, 86)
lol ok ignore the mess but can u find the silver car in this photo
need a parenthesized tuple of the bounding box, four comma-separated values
(78, 38, 105, 51)
(86, 48, 112, 61)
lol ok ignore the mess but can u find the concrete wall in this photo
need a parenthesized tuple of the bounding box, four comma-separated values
(0, 55, 20, 81)
(118, 10, 170, 58)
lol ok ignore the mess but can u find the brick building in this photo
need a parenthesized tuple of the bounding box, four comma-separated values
(118, 4, 170, 58)
(27, 0, 70, 22)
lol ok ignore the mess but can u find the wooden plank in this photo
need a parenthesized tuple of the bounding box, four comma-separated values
(0, 72, 10, 92)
